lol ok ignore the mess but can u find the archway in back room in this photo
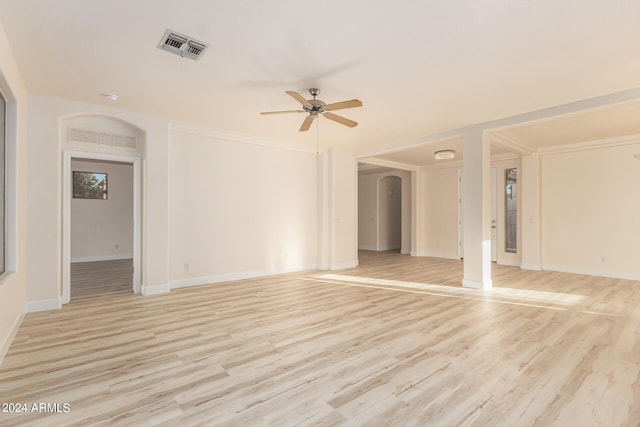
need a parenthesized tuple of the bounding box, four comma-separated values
(61, 114, 145, 303)
(357, 164, 412, 257)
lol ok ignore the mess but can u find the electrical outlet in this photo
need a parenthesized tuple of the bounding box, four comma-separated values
(184, 263, 189, 270)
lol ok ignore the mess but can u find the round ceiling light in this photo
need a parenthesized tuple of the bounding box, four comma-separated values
(435, 149, 456, 160)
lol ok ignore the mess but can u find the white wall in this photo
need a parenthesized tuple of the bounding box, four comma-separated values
(0, 19, 28, 364)
(168, 128, 318, 286)
(26, 93, 170, 303)
(25, 93, 325, 303)
(417, 158, 522, 264)
(419, 165, 460, 258)
(541, 140, 640, 280)
(358, 172, 377, 251)
(378, 176, 402, 250)
(396, 144, 640, 281)
(71, 159, 133, 262)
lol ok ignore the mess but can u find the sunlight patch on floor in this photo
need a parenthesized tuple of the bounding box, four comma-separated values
(313, 273, 586, 308)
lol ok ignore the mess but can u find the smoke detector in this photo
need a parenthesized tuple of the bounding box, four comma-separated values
(100, 92, 118, 101)
(158, 29, 208, 61)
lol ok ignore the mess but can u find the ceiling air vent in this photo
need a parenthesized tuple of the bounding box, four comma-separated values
(158, 29, 208, 61)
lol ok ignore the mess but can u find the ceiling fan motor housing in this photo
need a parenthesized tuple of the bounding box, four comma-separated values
(304, 99, 327, 114)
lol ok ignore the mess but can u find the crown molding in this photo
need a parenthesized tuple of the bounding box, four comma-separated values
(488, 132, 534, 155)
(169, 123, 318, 155)
(539, 133, 640, 156)
(357, 157, 418, 172)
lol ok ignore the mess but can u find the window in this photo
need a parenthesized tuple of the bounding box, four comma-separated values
(505, 168, 517, 253)
(73, 171, 108, 200)
(0, 91, 5, 274)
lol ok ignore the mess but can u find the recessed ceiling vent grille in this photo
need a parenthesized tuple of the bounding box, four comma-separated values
(158, 29, 208, 60)
(69, 127, 137, 149)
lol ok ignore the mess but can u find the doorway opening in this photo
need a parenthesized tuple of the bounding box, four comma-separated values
(377, 175, 402, 252)
(69, 159, 133, 301)
(62, 151, 141, 304)
(357, 164, 411, 260)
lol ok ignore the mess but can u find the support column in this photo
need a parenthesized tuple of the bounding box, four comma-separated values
(462, 129, 492, 289)
(317, 148, 358, 270)
(521, 153, 542, 270)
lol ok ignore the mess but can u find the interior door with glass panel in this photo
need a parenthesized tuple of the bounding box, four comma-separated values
(491, 167, 497, 262)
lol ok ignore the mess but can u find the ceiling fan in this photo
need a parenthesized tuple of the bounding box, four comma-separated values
(261, 88, 362, 131)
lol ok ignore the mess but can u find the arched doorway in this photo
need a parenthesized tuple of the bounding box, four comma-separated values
(61, 114, 144, 304)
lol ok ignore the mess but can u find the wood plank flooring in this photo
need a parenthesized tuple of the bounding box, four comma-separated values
(1, 252, 640, 426)
(70, 259, 133, 302)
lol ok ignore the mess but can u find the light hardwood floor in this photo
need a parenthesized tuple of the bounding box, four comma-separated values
(1, 252, 640, 426)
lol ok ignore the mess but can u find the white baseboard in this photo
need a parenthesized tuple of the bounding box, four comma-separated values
(497, 258, 521, 267)
(358, 246, 404, 253)
(520, 263, 542, 271)
(141, 283, 171, 296)
(328, 261, 358, 271)
(25, 298, 62, 313)
(377, 246, 402, 252)
(401, 249, 411, 255)
(171, 264, 318, 289)
(418, 251, 461, 260)
(0, 311, 24, 366)
(542, 264, 640, 281)
(462, 278, 493, 290)
(314, 262, 358, 272)
(71, 254, 133, 263)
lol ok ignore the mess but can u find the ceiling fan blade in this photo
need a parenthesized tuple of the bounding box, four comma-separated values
(324, 112, 358, 128)
(325, 99, 362, 111)
(286, 91, 312, 108)
(299, 115, 316, 132)
(260, 110, 304, 115)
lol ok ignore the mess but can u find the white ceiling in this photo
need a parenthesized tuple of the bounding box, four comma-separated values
(491, 101, 640, 150)
(1, 0, 640, 158)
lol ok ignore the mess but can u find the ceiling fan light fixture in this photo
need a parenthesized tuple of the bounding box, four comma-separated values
(435, 149, 456, 160)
